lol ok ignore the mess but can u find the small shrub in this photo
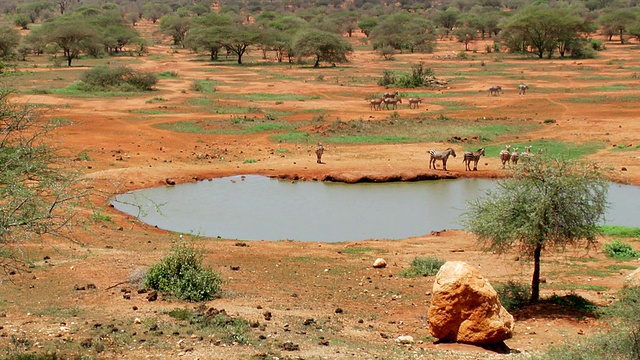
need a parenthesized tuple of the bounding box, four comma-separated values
(399, 256, 445, 278)
(603, 239, 640, 259)
(145, 241, 223, 302)
(243, 158, 257, 163)
(377, 70, 396, 87)
(80, 65, 157, 92)
(494, 281, 530, 312)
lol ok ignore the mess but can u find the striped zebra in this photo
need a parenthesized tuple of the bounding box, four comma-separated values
(462, 148, 485, 171)
(500, 145, 511, 169)
(488, 86, 503, 96)
(518, 84, 529, 95)
(429, 148, 457, 171)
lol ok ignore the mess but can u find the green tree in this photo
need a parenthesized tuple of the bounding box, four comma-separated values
(453, 26, 477, 51)
(143, 2, 172, 24)
(292, 29, 353, 68)
(0, 87, 87, 274)
(36, 17, 99, 66)
(501, 5, 591, 58)
(599, 9, 638, 44)
(158, 14, 192, 48)
(460, 156, 608, 303)
(0, 25, 20, 60)
(435, 7, 460, 35)
(219, 22, 262, 65)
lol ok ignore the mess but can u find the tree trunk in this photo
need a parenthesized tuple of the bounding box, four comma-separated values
(620, 30, 625, 44)
(530, 243, 542, 303)
(314, 55, 320, 68)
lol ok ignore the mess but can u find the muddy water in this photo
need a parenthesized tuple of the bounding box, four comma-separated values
(112, 175, 638, 242)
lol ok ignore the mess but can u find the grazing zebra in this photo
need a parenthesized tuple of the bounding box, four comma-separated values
(510, 148, 519, 165)
(462, 148, 485, 171)
(518, 84, 529, 95)
(408, 98, 422, 109)
(370, 98, 384, 111)
(520, 146, 540, 162)
(429, 148, 457, 171)
(488, 86, 503, 96)
(500, 145, 511, 169)
(384, 97, 402, 110)
(383, 90, 399, 99)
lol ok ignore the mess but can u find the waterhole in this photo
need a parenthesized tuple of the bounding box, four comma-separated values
(112, 175, 638, 242)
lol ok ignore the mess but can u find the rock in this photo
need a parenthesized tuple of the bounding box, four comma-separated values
(427, 261, 514, 345)
(624, 267, 640, 287)
(396, 335, 414, 344)
(372, 258, 387, 268)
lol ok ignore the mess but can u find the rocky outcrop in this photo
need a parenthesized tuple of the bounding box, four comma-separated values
(625, 267, 640, 287)
(427, 261, 514, 345)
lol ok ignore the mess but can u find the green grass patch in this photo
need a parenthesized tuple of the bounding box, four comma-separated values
(185, 97, 214, 107)
(271, 131, 312, 143)
(33, 306, 84, 318)
(482, 139, 604, 160)
(598, 225, 640, 238)
(567, 94, 640, 103)
(606, 264, 638, 271)
(338, 247, 376, 255)
(399, 256, 445, 278)
(541, 283, 609, 291)
(127, 109, 171, 114)
(429, 100, 475, 111)
(155, 119, 294, 135)
(192, 79, 219, 94)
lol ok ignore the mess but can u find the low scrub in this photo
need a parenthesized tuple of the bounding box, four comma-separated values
(494, 281, 530, 312)
(145, 242, 223, 302)
(80, 65, 157, 92)
(535, 287, 640, 359)
(399, 256, 445, 278)
(603, 239, 640, 260)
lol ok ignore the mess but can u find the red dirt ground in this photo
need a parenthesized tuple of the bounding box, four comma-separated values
(3, 22, 640, 359)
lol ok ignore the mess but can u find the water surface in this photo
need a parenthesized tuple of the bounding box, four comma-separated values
(112, 175, 639, 242)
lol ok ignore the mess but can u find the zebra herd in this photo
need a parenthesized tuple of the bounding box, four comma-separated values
(429, 147, 485, 171)
(488, 84, 529, 96)
(369, 91, 423, 111)
(428, 145, 538, 171)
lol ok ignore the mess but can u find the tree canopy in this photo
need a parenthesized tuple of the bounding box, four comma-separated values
(460, 155, 609, 303)
(292, 29, 353, 67)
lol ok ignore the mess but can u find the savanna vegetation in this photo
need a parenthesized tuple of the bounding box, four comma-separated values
(1, 0, 640, 359)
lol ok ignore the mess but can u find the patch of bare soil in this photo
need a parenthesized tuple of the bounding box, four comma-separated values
(2, 21, 640, 359)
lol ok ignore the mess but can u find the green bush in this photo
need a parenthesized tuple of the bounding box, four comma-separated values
(603, 239, 640, 259)
(534, 287, 640, 359)
(399, 256, 445, 278)
(145, 242, 223, 302)
(80, 65, 157, 92)
(494, 281, 530, 312)
(377, 70, 396, 87)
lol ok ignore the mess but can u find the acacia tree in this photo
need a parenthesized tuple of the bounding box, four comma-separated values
(0, 87, 87, 275)
(461, 155, 608, 303)
(292, 29, 353, 68)
(35, 17, 98, 66)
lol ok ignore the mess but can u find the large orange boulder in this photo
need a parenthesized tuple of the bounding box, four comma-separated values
(427, 261, 514, 345)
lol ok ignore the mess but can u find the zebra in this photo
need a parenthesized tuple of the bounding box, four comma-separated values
(499, 145, 511, 169)
(370, 98, 384, 111)
(384, 97, 402, 110)
(518, 84, 529, 95)
(510, 148, 519, 165)
(429, 148, 457, 171)
(383, 90, 399, 99)
(488, 86, 503, 96)
(462, 148, 485, 171)
(408, 98, 422, 109)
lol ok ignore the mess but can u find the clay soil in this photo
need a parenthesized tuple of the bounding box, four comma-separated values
(2, 22, 640, 360)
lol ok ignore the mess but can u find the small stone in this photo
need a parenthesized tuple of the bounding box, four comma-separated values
(396, 335, 414, 344)
(372, 258, 387, 268)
